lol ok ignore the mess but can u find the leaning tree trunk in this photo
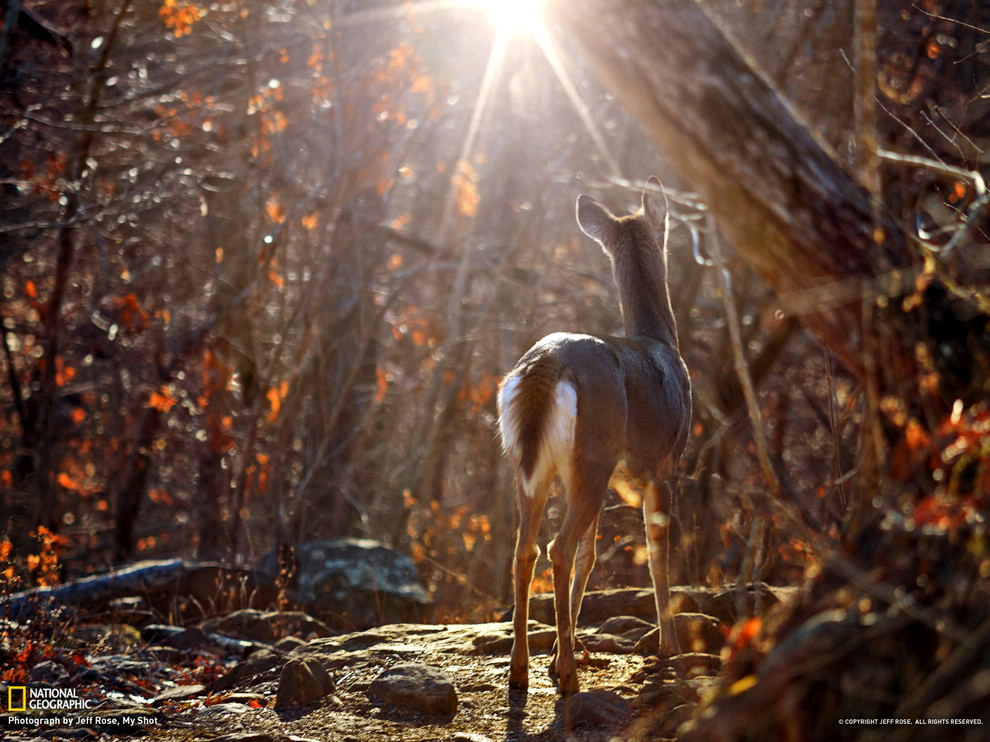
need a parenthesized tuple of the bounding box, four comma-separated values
(547, 0, 988, 426)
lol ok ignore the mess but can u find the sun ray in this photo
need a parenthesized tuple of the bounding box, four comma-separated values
(330, 0, 466, 28)
(437, 20, 512, 247)
(327, 0, 622, 211)
(529, 19, 622, 179)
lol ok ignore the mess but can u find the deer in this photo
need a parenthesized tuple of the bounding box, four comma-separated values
(497, 178, 692, 696)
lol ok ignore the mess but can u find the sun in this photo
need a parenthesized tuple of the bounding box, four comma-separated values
(472, 0, 542, 33)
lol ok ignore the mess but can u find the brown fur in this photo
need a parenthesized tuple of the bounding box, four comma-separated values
(499, 181, 691, 696)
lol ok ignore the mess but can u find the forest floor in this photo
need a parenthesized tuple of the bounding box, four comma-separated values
(6, 493, 990, 742)
(1, 586, 773, 742)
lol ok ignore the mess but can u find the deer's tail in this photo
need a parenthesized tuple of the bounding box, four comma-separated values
(498, 355, 576, 497)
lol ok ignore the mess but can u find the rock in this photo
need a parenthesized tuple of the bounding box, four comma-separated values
(670, 652, 722, 678)
(30, 659, 69, 683)
(635, 613, 726, 655)
(38, 728, 97, 741)
(275, 657, 335, 708)
(211, 648, 283, 691)
(142, 645, 184, 664)
(74, 654, 162, 689)
(470, 621, 556, 655)
(598, 615, 656, 642)
(274, 636, 307, 652)
(150, 683, 207, 705)
(581, 633, 635, 653)
(201, 609, 332, 643)
(261, 539, 430, 630)
(224, 692, 269, 706)
(654, 702, 696, 738)
(75, 623, 143, 651)
(140, 624, 209, 651)
(677, 613, 726, 653)
(670, 588, 703, 614)
(520, 588, 658, 627)
(366, 663, 457, 715)
(209, 734, 283, 742)
(699, 586, 782, 625)
(193, 702, 254, 718)
(562, 689, 632, 727)
(639, 672, 700, 708)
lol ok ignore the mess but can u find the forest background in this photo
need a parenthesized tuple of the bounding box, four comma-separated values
(1, 0, 988, 627)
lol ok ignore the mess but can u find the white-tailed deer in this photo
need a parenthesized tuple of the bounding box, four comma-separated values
(497, 179, 691, 695)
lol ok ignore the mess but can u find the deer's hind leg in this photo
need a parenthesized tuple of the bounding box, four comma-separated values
(644, 476, 679, 657)
(547, 461, 611, 695)
(547, 508, 600, 681)
(570, 509, 600, 631)
(509, 475, 551, 690)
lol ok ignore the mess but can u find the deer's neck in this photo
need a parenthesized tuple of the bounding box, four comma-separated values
(614, 250, 679, 348)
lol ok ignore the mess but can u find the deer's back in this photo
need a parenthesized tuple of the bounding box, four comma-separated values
(504, 332, 691, 477)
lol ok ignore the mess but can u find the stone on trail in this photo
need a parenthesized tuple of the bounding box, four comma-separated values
(366, 662, 458, 715)
(275, 657, 336, 709)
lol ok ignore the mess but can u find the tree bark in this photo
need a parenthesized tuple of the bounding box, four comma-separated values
(4, 560, 276, 621)
(546, 0, 986, 412)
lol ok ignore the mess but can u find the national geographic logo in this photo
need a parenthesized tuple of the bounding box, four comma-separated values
(6, 686, 94, 712)
(7, 687, 26, 712)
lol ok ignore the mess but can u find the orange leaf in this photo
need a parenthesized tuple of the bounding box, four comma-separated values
(57, 472, 80, 491)
(732, 616, 763, 650)
(905, 418, 930, 452)
(149, 386, 177, 413)
(411, 74, 432, 93)
(375, 366, 388, 403)
(265, 387, 282, 422)
(55, 357, 76, 388)
(265, 196, 286, 224)
(160, 0, 204, 38)
(266, 383, 288, 422)
(410, 74, 435, 106)
(452, 158, 480, 218)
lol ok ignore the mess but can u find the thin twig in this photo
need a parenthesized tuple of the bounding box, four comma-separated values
(877, 148, 986, 195)
(707, 216, 779, 500)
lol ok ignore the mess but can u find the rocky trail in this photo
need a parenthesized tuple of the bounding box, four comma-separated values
(2, 585, 792, 742)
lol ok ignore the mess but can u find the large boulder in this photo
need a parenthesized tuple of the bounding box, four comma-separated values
(261, 539, 430, 630)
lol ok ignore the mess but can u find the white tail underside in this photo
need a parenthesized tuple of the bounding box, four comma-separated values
(498, 376, 577, 498)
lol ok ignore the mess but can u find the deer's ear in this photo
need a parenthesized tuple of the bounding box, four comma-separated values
(642, 177, 668, 241)
(576, 195, 615, 246)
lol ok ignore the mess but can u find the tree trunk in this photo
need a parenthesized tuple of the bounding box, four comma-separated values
(546, 0, 987, 416)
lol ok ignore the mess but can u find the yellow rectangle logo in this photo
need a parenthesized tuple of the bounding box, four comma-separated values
(7, 686, 27, 712)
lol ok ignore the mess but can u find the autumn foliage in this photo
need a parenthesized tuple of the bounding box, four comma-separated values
(0, 0, 987, 649)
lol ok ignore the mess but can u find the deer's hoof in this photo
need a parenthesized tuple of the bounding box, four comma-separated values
(556, 671, 579, 696)
(509, 665, 529, 690)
